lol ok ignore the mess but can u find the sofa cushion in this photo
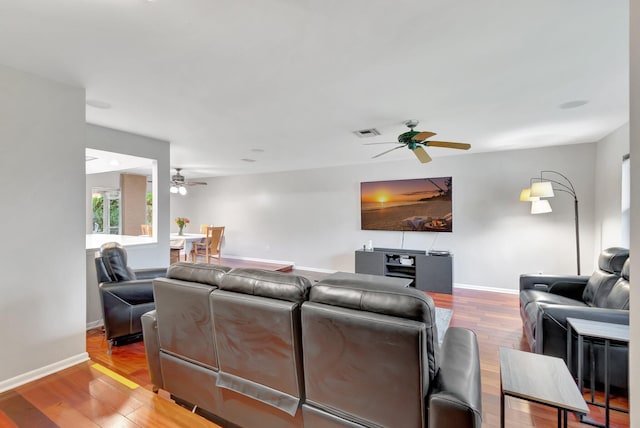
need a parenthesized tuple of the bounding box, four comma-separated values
(309, 276, 439, 385)
(167, 262, 231, 286)
(605, 259, 630, 310)
(220, 268, 312, 303)
(581, 247, 628, 307)
(581, 270, 622, 308)
(100, 242, 136, 281)
(310, 276, 436, 325)
(520, 289, 588, 309)
(597, 247, 629, 275)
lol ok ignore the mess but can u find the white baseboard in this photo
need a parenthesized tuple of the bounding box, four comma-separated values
(86, 319, 104, 330)
(294, 266, 337, 274)
(223, 255, 295, 266)
(454, 282, 519, 295)
(0, 352, 89, 393)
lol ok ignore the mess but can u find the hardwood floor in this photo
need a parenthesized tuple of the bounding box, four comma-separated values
(0, 280, 629, 427)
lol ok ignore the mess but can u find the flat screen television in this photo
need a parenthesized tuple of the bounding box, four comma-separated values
(360, 177, 452, 232)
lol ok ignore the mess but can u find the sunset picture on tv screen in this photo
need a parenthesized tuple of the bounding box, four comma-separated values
(360, 177, 452, 232)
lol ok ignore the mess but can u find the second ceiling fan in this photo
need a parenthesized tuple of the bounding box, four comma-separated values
(170, 168, 207, 195)
(365, 120, 471, 163)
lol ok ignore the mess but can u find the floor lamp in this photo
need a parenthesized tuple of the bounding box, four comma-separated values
(519, 170, 580, 275)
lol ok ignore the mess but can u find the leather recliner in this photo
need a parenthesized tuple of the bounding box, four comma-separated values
(301, 276, 482, 428)
(519, 247, 629, 389)
(95, 242, 167, 353)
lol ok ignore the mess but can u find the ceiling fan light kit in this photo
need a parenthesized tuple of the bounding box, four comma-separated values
(170, 168, 207, 195)
(365, 120, 471, 163)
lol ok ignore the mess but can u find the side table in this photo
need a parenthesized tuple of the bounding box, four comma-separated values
(566, 317, 629, 428)
(500, 347, 588, 428)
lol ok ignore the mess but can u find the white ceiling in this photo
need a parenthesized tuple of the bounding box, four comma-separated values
(85, 148, 154, 176)
(0, 0, 629, 179)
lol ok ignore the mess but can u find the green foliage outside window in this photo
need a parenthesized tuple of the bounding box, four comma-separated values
(93, 196, 103, 232)
(146, 192, 153, 225)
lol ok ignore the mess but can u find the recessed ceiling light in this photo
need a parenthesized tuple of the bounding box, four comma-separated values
(241, 158, 256, 162)
(251, 148, 265, 153)
(86, 99, 112, 109)
(559, 100, 588, 109)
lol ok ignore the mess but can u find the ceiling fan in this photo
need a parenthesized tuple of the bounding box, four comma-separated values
(170, 168, 207, 195)
(365, 120, 471, 163)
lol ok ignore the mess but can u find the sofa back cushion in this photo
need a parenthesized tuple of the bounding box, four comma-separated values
(211, 269, 312, 416)
(582, 247, 629, 307)
(299, 276, 437, 427)
(220, 268, 311, 302)
(98, 242, 136, 282)
(153, 263, 232, 371)
(605, 259, 630, 310)
(167, 262, 231, 285)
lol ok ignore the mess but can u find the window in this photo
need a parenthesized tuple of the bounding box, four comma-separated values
(92, 189, 120, 234)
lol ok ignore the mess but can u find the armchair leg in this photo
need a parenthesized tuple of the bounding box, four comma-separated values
(107, 339, 113, 355)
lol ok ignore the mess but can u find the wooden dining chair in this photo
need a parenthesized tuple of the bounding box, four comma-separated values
(140, 224, 152, 235)
(191, 226, 225, 263)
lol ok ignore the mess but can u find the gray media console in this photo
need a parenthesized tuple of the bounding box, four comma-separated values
(355, 248, 452, 294)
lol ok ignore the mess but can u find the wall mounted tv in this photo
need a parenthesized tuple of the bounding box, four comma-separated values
(360, 177, 453, 232)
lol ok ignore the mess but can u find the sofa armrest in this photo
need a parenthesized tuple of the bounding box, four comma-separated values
(428, 327, 482, 428)
(546, 281, 589, 300)
(534, 304, 629, 355)
(99, 280, 155, 305)
(133, 267, 167, 280)
(520, 274, 589, 292)
(539, 304, 629, 327)
(141, 310, 163, 392)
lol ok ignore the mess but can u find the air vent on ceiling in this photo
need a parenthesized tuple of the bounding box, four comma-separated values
(354, 128, 381, 138)
(241, 158, 256, 163)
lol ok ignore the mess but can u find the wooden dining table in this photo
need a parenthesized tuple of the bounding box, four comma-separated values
(170, 233, 206, 261)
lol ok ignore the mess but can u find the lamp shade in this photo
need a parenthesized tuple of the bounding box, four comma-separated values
(531, 181, 555, 198)
(519, 188, 540, 202)
(178, 186, 188, 195)
(531, 199, 552, 214)
(170, 185, 178, 194)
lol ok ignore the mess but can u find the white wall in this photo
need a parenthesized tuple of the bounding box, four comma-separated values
(593, 123, 630, 254)
(0, 65, 87, 391)
(629, 0, 639, 422)
(172, 143, 598, 292)
(86, 124, 171, 268)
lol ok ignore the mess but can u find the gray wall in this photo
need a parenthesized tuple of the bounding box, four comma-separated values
(172, 142, 602, 292)
(0, 65, 87, 391)
(593, 123, 629, 254)
(629, 0, 639, 422)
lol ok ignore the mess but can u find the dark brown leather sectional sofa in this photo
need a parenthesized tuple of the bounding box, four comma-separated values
(142, 263, 482, 427)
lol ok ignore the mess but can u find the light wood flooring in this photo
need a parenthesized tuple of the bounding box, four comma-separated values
(0, 271, 630, 427)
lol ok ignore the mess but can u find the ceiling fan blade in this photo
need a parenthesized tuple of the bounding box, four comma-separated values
(425, 141, 471, 150)
(412, 131, 437, 142)
(412, 146, 432, 163)
(372, 145, 406, 159)
(183, 181, 208, 186)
